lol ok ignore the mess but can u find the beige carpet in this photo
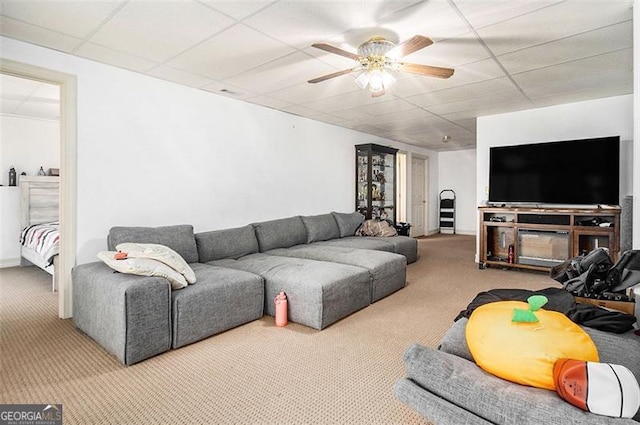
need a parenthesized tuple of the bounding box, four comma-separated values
(0, 235, 555, 424)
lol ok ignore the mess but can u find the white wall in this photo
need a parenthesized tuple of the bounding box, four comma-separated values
(476, 94, 635, 257)
(1, 115, 60, 184)
(438, 149, 477, 235)
(0, 37, 439, 265)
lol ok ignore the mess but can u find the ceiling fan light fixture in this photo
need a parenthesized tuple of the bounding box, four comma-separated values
(356, 68, 396, 94)
(355, 71, 370, 89)
(357, 37, 394, 57)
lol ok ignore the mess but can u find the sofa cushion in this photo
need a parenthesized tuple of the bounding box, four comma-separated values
(195, 225, 259, 262)
(404, 343, 636, 425)
(393, 378, 493, 425)
(253, 216, 307, 251)
(170, 263, 264, 348)
(108, 224, 199, 264)
(301, 214, 340, 243)
(331, 211, 364, 237)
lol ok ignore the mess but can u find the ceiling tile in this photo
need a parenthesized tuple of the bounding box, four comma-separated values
(370, 108, 436, 126)
(168, 23, 296, 80)
(407, 77, 516, 108)
(513, 48, 633, 89)
(356, 98, 416, 116)
(200, 1, 276, 20)
(1, 73, 40, 96)
(242, 1, 416, 50)
(0, 1, 125, 38)
(244, 95, 293, 111)
(1, 98, 22, 115)
(477, 0, 633, 56)
(403, 34, 490, 69)
(454, 1, 564, 30)
(75, 42, 158, 73)
(0, 16, 83, 52)
(426, 89, 530, 115)
(524, 69, 633, 100)
(498, 21, 632, 74)
(147, 65, 217, 89)
(201, 81, 256, 100)
(223, 52, 337, 94)
(90, 0, 235, 63)
(300, 89, 384, 114)
(267, 75, 361, 105)
(372, 1, 470, 44)
(532, 82, 632, 109)
(15, 102, 59, 121)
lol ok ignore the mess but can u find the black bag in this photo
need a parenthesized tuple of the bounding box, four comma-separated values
(606, 250, 640, 292)
(555, 248, 640, 295)
(559, 248, 613, 295)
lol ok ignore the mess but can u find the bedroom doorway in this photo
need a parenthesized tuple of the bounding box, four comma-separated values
(0, 60, 77, 319)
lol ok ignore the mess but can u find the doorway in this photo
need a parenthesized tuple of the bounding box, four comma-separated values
(1, 59, 77, 319)
(411, 157, 427, 237)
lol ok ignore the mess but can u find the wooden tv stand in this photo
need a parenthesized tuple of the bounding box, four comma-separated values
(479, 206, 620, 272)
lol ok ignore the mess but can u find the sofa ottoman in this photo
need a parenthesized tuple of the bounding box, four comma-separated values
(265, 244, 406, 303)
(209, 253, 371, 330)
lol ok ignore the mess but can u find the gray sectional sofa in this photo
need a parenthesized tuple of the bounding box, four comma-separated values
(72, 212, 417, 365)
(394, 318, 640, 424)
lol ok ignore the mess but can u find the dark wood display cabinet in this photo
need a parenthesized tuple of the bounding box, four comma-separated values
(356, 144, 398, 224)
(479, 206, 620, 272)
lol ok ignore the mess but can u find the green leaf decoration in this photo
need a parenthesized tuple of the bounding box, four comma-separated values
(512, 295, 548, 322)
(528, 295, 548, 311)
(512, 308, 539, 322)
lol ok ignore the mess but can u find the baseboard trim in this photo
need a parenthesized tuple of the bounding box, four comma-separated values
(0, 258, 21, 268)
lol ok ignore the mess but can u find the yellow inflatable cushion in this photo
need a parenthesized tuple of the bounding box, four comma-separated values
(466, 301, 598, 390)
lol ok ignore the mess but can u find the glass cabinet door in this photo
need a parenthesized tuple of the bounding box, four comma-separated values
(355, 144, 398, 224)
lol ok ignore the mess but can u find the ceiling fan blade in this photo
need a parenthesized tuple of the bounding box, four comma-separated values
(311, 43, 360, 61)
(398, 63, 454, 79)
(308, 68, 358, 84)
(388, 35, 433, 58)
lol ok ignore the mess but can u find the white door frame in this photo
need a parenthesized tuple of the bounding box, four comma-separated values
(1, 59, 77, 319)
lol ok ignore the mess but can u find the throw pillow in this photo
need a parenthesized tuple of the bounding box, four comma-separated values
(116, 242, 196, 284)
(356, 219, 398, 237)
(301, 214, 340, 243)
(98, 251, 188, 289)
(554, 359, 640, 418)
(331, 211, 364, 237)
(465, 300, 598, 390)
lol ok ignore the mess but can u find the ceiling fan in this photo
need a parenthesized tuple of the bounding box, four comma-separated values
(308, 35, 454, 97)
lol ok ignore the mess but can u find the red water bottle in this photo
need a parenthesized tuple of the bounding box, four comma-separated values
(274, 292, 288, 327)
(508, 244, 514, 264)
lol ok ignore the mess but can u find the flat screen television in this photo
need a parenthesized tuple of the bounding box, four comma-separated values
(488, 136, 620, 206)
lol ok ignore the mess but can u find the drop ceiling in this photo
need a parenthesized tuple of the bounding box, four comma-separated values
(0, 0, 634, 151)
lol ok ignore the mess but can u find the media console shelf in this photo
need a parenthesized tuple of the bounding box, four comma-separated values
(479, 206, 620, 272)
